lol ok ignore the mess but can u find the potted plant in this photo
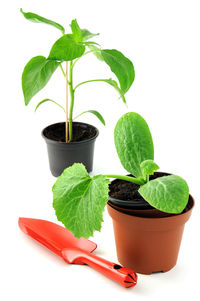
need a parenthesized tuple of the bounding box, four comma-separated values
(20, 9, 135, 176)
(52, 112, 194, 274)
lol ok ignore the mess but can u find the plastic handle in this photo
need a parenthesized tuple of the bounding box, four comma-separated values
(62, 249, 137, 288)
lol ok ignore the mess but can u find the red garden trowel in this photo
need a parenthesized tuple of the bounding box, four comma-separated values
(19, 218, 137, 288)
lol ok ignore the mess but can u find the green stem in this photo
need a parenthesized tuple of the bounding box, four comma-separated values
(72, 50, 100, 68)
(35, 99, 66, 113)
(59, 63, 66, 77)
(74, 79, 110, 92)
(105, 174, 145, 185)
(68, 61, 74, 141)
(73, 111, 86, 120)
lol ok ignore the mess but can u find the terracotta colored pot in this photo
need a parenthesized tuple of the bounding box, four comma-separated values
(107, 195, 194, 274)
(108, 201, 172, 218)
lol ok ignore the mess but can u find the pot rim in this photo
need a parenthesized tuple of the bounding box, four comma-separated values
(42, 121, 99, 145)
(108, 172, 171, 210)
(107, 194, 195, 223)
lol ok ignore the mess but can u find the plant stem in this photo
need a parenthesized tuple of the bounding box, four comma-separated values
(72, 49, 100, 68)
(59, 63, 66, 77)
(105, 174, 145, 185)
(74, 79, 110, 91)
(65, 62, 69, 142)
(35, 99, 66, 113)
(73, 111, 86, 120)
(68, 61, 74, 141)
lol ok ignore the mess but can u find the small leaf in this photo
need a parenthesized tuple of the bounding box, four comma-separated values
(84, 41, 100, 47)
(140, 160, 159, 177)
(52, 163, 110, 238)
(48, 34, 85, 61)
(81, 29, 99, 41)
(114, 112, 154, 178)
(20, 8, 65, 35)
(35, 99, 65, 113)
(139, 175, 189, 213)
(22, 56, 59, 105)
(70, 19, 82, 42)
(88, 45, 104, 61)
(103, 79, 126, 103)
(101, 49, 135, 94)
(75, 110, 105, 125)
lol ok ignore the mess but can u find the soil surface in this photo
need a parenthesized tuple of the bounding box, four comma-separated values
(109, 172, 170, 203)
(43, 122, 97, 142)
(109, 172, 191, 213)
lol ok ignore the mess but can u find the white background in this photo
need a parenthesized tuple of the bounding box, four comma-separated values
(1, 0, 200, 300)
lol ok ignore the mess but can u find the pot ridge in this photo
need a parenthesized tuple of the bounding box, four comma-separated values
(107, 195, 194, 274)
(107, 195, 194, 231)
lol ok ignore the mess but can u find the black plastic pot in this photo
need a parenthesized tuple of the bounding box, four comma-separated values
(42, 121, 99, 177)
(109, 172, 170, 210)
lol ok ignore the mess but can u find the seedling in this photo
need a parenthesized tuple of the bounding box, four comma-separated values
(21, 9, 135, 141)
(52, 112, 189, 238)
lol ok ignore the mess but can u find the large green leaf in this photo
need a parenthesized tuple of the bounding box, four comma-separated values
(48, 34, 85, 61)
(70, 19, 82, 42)
(22, 56, 59, 105)
(52, 163, 110, 238)
(101, 49, 135, 94)
(139, 175, 189, 213)
(20, 9, 65, 35)
(114, 112, 154, 178)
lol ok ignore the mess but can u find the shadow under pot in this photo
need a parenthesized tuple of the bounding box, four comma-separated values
(42, 122, 99, 177)
(107, 172, 195, 274)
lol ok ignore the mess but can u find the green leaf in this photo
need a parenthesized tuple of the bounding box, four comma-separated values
(114, 112, 154, 178)
(139, 175, 189, 213)
(101, 49, 135, 94)
(70, 19, 82, 42)
(84, 41, 100, 47)
(20, 8, 65, 35)
(22, 56, 59, 105)
(140, 160, 159, 177)
(81, 29, 99, 41)
(74, 78, 126, 103)
(103, 79, 126, 103)
(48, 34, 85, 61)
(35, 99, 65, 113)
(74, 110, 105, 125)
(88, 45, 104, 61)
(52, 163, 110, 238)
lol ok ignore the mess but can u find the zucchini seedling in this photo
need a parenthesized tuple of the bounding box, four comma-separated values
(52, 112, 189, 238)
(21, 9, 135, 141)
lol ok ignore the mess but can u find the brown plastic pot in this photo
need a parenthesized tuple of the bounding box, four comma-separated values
(108, 201, 173, 218)
(107, 195, 194, 274)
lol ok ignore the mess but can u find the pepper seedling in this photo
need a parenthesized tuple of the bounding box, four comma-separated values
(52, 112, 189, 239)
(21, 9, 135, 142)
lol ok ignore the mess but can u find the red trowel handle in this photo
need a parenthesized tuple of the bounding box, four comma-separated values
(62, 249, 137, 288)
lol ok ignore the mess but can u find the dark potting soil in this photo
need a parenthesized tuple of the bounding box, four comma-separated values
(109, 172, 170, 203)
(43, 122, 97, 142)
(109, 172, 191, 213)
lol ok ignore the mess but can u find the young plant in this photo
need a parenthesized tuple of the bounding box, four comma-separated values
(21, 9, 135, 142)
(52, 112, 189, 238)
